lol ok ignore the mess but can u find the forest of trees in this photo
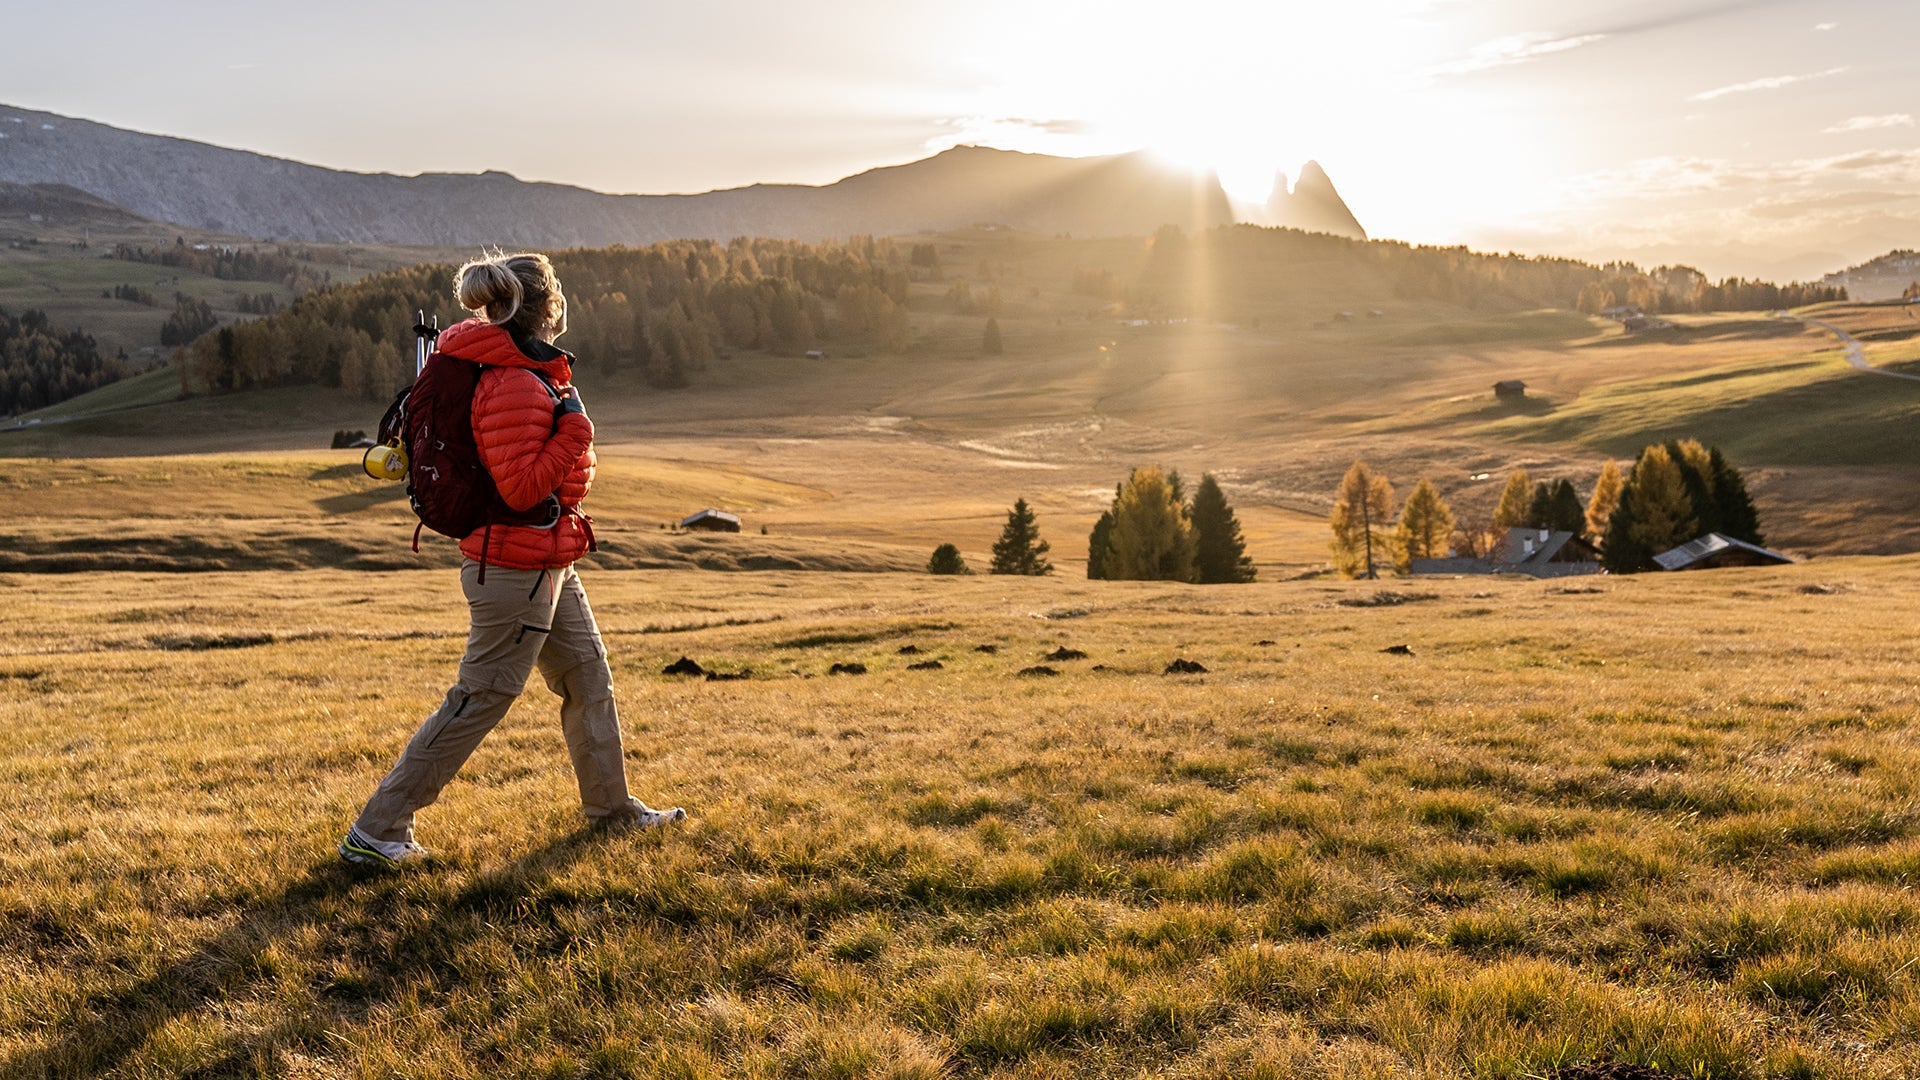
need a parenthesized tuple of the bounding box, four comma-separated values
(110, 239, 325, 290)
(0, 307, 126, 415)
(181, 237, 920, 398)
(1327, 442, 1762, 577)
(1131, 225, 1845, 319)
(1574, 266, 1845, 315)
(160, 295, 218, 347)
(159, 224, 1852, 401)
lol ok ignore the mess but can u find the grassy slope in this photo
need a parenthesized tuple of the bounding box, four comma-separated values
(0, 204, 461, 362)
(7, 236, 1919, 569)
(6, 562, 1920, 1077)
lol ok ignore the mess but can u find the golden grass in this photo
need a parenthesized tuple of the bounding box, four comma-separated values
(6, 560, 1920, 1077)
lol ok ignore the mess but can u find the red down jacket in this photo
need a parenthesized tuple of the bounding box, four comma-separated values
(432, 319, 597, 570)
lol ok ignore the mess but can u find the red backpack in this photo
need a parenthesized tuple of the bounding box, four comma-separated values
(376, 351, 561, 550)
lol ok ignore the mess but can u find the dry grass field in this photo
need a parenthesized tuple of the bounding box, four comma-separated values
(7, 231, 1920, 1078)
(6, 559, 1920, 1078)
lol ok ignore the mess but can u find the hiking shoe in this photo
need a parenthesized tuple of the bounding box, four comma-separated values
(338, 826, 429, 866)
(595, 800, 688, 831)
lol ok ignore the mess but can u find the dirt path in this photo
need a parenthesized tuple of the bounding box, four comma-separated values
(1781, 312, 1920, 382)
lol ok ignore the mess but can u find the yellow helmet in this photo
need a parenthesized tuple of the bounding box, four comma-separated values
(363, 440, 408, 481)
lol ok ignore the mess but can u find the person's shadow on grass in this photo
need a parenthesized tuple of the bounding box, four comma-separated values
(7, 824, 632, 1078)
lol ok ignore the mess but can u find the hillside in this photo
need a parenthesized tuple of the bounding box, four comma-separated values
(0, 185, 463, 362)
(1825, 250, 1920, 302)
(0, 104, 1312, 247)
(6, 228, 1916, 575)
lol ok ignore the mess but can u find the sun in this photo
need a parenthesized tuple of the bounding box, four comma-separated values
(1143, 138, 1285, 207)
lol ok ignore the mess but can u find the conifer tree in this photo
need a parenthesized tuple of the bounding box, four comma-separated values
(927, 543, 970, 575)
(1330, 461, 1396, 579)
(989, 498, 1053, 575)
(1544, 479, 1585, 534)
(1394, 477, 1454, 571)
(1708, 447, 1763, 545)
(982, 317, 1004, 355)
(1086, 484, 1120, 580)
(1104, 466, 1196, 581)
(1493, 469, 1533, 530)
(1526, 482, 1554, 529)
(1665, 438, 1719, 536)
(1586, 460, 1623, 545)
(1190, 474, 1255, 583)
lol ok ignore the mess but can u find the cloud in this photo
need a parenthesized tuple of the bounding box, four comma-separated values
(1571, 149, 1920, 201)
(1742, 190, 1918, 220)
(1824, 114, 1913, 133)
(1814, 21, 1837, 30)
(1426, 31, 1607, 76)
(923, 115, 1123, 158)
(1690, 66, 1847, 101)
(933, 116, 1092, 136)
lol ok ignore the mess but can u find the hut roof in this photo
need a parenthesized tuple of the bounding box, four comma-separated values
(1653, 533, 1794, 571)
(680, 508, 742, 529)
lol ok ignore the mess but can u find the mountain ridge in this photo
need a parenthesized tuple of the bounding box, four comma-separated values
(0, 103, 1366, 249)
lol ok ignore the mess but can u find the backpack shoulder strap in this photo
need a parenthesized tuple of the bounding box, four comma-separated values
(376, 380, 412, 444)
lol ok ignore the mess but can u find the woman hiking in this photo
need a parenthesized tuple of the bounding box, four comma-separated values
(341, 252, 684, 865)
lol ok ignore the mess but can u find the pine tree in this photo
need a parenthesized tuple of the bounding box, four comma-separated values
(927, 543, 970, 575)
(1190, 474, 1255, 583)
(1708, 447, 1763, 545)
(1665, 438, 1718, 536)
(1526, 482, 1553, 528)
(1086, 484, 1121, 580)
(989, 498, 1053, 575)
(1493, 469, 1533, 530)
(1394, 477, 1454, 571)
(1586, 460, 1623, 545)
(1330, 461, 1396, 579)
(1544, 479, 1585, 534)
(982, 317, 1004, 355)
(1103, 466, 1195, 581)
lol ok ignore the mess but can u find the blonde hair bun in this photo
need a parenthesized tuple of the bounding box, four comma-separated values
(455, 257, 526, 327)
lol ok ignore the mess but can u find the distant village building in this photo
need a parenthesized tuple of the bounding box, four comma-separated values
(1412, 527, 1601, 579)
(680, 509, 742, 533)
(1652, 533, 1794, 571)
(1494, 379, 1527, 400)
(1599, 305, 1642, 320)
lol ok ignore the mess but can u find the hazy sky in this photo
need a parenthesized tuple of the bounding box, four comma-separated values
(5, 0, 1918, 278)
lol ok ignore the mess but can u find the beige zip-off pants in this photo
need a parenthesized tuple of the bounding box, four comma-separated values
(355, 561, 631, 843)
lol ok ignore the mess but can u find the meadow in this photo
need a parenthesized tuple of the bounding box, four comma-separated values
(6, 559, 1920, 1078)
(7, 226, 1920, 1078)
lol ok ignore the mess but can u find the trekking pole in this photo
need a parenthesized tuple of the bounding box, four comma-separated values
(412, 310, 439, 380)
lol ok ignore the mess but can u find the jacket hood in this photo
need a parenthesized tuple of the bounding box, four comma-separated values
(434, 318, 574, 383)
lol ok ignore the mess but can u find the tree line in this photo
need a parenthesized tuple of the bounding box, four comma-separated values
(180, 237, 922, 398)
(1126, 225, 1846, 320)
(1574, 266, 1844, 315)
(0, 307, 126, 415)
(109, 239, 326, 290)
(1328, 440, 1763, 577)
